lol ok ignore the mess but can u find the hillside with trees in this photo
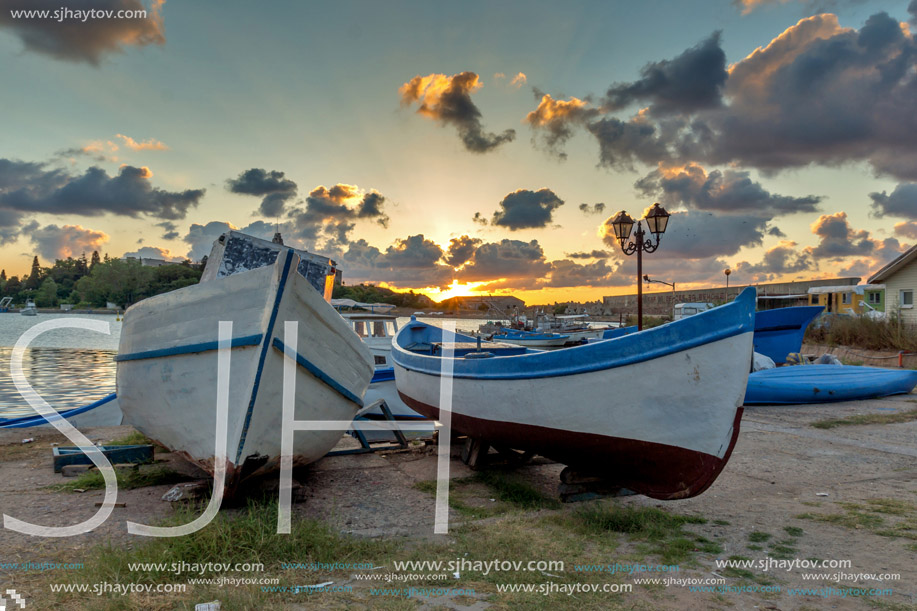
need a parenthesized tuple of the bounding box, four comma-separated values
(0, 253, 202, 309)
(332, 283, 435, 309)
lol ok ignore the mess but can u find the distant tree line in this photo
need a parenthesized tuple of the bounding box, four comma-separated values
(332, 283, 434, 309)
(0, 252, 203, 309)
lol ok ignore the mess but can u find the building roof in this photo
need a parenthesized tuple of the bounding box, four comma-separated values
(869, 245, 917, 284)
(807, 284, 885, 295)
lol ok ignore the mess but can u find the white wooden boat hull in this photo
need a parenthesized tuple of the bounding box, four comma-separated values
(495, 335, 570, 347)
(116, 250, 374, 487)
(393, 288, 757, 500)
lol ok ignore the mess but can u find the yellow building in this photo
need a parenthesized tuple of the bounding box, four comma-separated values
(807, 284, 885, 315)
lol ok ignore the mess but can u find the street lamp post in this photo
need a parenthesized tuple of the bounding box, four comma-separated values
(724, 268, 732, 298)
(644, 274, 676, 307)
(610, 203, 671, 330)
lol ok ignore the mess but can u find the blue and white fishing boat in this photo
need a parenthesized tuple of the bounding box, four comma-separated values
(753, 306, 824, 364)
(392, 287, 757, 500)
(744, 365, 917, 405)
(0, 394, 122, 429)
(490, 328, 571, 348)
(116, 248, 374, 486)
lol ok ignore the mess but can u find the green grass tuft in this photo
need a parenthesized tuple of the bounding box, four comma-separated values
(811, 408, 917, 429)
(748, 531, 771, 543)
(51, 465, 192, 492)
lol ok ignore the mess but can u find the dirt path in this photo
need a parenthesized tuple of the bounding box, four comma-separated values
(1, 393, 915, 609)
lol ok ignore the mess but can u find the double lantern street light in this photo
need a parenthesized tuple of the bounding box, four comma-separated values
(610, 203, 671, 331)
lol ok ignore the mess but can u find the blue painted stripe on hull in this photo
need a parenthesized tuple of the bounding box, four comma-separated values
(271, 338, 364, 407)
(393, 287, 757, 381)
(0, 393, 117, 428)
(114, 335, 263, 362)
(236, 249, 295, 464)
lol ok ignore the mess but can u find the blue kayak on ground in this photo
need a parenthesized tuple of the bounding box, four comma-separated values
(744, 365, 917, 405)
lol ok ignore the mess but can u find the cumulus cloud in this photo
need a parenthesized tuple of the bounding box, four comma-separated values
(490, 188, 564, 230)
(733, 240, 815, 281)
(541, 258, 629, 288)
(287, 183, 389, 245)
(0, 160, 203, 220)
(566, 249, 612, 259)
(116, 133, 168, 151)
(529, 12, 917, 181)
(227, 168, 298, 217)
(456, 239, 552, 285)
(444, 235, 482, 267)
(870, 183, 917, 219)
(0, 0, 166, 65)
(156, 220, 178, 240)
(29, 224, 109, 260)
(578, 203, 606, 215)
(122, 245, 183, 261)
(510, 72, 527, 88)
(337, 235, 453, 288)
(601, 209, 769, 259)
(806, 211, 876, 260)
(894, 220, 917, 239)
(635, 163, 821, 216)
(524, 94, 601, 159)
(399, 71, 516, 153)
(603, 33, 728, 116)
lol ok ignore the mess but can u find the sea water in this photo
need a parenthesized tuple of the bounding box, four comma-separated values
(0, 313, 121, 418)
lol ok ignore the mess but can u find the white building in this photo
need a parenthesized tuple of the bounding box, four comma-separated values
(869, 245, 917, 324)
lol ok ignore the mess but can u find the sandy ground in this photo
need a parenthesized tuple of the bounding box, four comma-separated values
(1, 392, 915, 610)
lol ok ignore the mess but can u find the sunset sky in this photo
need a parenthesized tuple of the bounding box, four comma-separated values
(1, 0, 916, 304)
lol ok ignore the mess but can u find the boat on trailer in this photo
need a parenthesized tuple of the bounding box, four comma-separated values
(0, 394, 122, 429)
(752, 305, 824, 364)
(392, 287, 757, 500)
(116, 249, 374, 488)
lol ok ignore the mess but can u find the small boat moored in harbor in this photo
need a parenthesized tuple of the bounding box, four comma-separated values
(116, 247, 375, 488)
(392, 287, 758, 500)
(744, 365, 917, 405)
(490, 329, 570, 347)
(20, 300, 37, 316)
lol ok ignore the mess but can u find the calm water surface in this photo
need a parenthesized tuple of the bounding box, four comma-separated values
(0, 313, 121, 418)
(0, 313, 483, 419)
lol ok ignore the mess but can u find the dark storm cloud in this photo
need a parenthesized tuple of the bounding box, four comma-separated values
(602, 209, 769, 259)
(566, 249, 613, 259)
(635, 164, 821, 216)
(734, 241, 815, 280)
(529, 12, 917, 181)
(910, 0, 917, 25)
(490, 188, 564, 230)
(156, 220, 178, 240)
(444, 235, 482, 267)
(227, 168, 299, 217)
(869, 183, 917, 219)
(603, 33, 728, 116)
(0, 160, 204, 220)
(578, 202, 606, 215)
(586, 117, 671, 171)
(0, 0, 165, 65)
(400, 72, 516, 153)
(337, 235, 453, 288)
(457, 239, 552, 282)
(541, 259, 629, 288)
